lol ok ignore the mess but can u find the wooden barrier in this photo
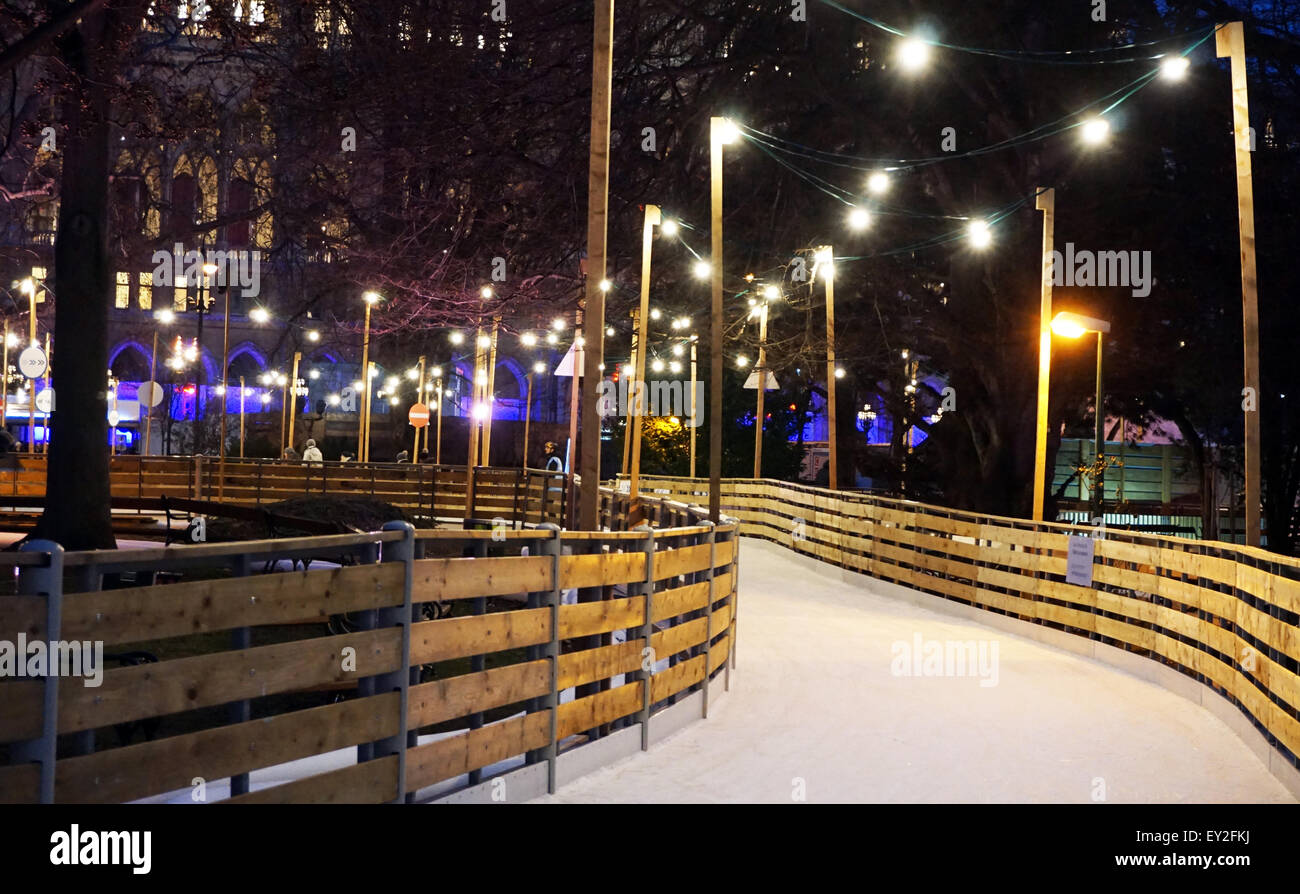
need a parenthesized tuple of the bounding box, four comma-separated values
(628, 474, 1300, 775)
(0, 490, 738, 804)
(0, 455, 568, 527)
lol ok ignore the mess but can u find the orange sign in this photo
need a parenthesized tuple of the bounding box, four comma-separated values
(408, 403, 430, 428)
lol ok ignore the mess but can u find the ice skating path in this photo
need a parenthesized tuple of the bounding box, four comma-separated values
(533, 539, 1295, 804)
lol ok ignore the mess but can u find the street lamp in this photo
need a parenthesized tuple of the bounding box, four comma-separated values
(359, 291, 380, 462)
(708, 115, 739, 521)
(1050, 311, 1112, 520)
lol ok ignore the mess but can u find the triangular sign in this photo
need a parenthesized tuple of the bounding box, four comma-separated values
(743, 370, 779, 390)
(555, 342, 584, 377)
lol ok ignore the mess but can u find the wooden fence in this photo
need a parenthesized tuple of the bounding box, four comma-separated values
(0, 455, 568, 526)
(632, 475, 1300, 775)
(0, 490, 737, 803)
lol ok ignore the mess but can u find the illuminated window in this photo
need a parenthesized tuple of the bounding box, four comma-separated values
(174, 283, 188, 312)
(138, 271, 153, 310)
(115, 272, 131, 308)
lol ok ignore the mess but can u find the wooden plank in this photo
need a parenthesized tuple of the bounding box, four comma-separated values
(54, 692, 400, 804)
(57, 627, 401, 734)
(405, 710, 551, 791)
(412, 555, 552, 602)
(559, 552, 645, 588)
(0, 595, 47, 640)
(651, 581, 710, 622)
(652, 544, 712, 580)
(408, 661, 550, 728)
(0, 762, 39, 804)
(224, 754, 399, 804)
(557, 681, 643, 740)
(558, 641, 641, 690)
(559, 595, 645, 638)
(58, 563, 405, 645)
(650, 654, 704, 702)
(409, 608, 551, 664)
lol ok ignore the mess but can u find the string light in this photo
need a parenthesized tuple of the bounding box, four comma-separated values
(848, 207, 872, 230)
(867, 171, 890, 194)
(1160, 55, 1191, 81)
(660, 219, 679, 237)
(968, 220, 993, 249)
(897, 37, 931, 72)
(1080, 117, 1111, 145)
(693, 260, 711, 280)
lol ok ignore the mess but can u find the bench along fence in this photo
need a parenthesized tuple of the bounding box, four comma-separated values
(0, 455, 569, 527)
(0, 491, 737, 803)
(632, 475, 1300, 780)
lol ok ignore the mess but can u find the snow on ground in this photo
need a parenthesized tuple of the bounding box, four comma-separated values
(531, 538, 1295, 804)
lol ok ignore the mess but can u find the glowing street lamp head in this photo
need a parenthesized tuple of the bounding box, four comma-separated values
(521, 332, 537, 347)
(202, 262, 219, 277)
(155, 309, 176, 325)
(449, 331, 465, 345)
(660, 219, 679, 237)
(714, 118, 741, 145)
(406, 368, 420, 381)
(598, 279, 612, 293)
(848, 207, 872, 231)
(533, 361, 546, 375)
(1051, 311, 1111, 339)
(693, 260, 711, 280)
(480, 286, 493, 299)
(472, 402, 489, 421)
(669, 361, 682, 374)
(763, 285, 780, 301)
(363, 291, 381, 305)
(736, 355, 750, 368)
(649, 308, 661, 322)
(546, 332, 559, 345)
(834, 366, 846, 379)
(327, 393, 341, 406)
(967, 220, 993, 250)
(477, 334, 492, 349)
(19, 277, 34, 296)
(551, 317, 566, 331)
(651, 358, 665, 373)
(430, 366, 443, 378)
(1160, 55, 1190, 82)
(867, 171, 890, 195)
(897, 37, 931, 72)
(1081, 117, 1110, 145)
(606, 326, 616, 337)
(671, 343, 684, 357)
(260, 393, 272, 405)
(306, 329, 320, 343)
(249, 307, 270, 324)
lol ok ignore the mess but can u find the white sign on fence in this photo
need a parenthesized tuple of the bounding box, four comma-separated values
(1066, 535, 1096, 588)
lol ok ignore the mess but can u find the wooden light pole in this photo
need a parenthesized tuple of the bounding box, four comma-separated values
(621, 308, 638, 477)
(709, 117, 737, 522)
(1032, 188, 1055, 522)
(578, 0, 615, 530)
(482, 318, 500, 466)
(752, 300, 769, 479)
(144, 329, 159, 457)
(629, 205, 661, 502)
(433, 371, 443, 464)
(819, 246, 839, 490)
(412, 355, 425, 462)
(1217, 22, 1262, 547)
(690, 335, 698, 478)
(358, 292, 378, 462)
(286, 350, 302, 454)
(238, 375, 246, 458)
(523, 370, 535, 469)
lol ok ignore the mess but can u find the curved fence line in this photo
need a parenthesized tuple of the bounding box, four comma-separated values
(633, 476, 1300, 780)
(0, 490, 738, 804)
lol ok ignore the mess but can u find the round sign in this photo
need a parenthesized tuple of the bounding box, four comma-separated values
(34, 388, 54, 414)
(107, 410, 120, 428)
(408, 403, 430, 429)
(139, 381, 165, 408)
(18, 345, 47, 379)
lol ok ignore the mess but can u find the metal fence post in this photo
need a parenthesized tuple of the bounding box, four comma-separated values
(374, 521, 414, 803)
(16, 540, 64, 804)
(632, 525, 655, 749)
(466, 536, 489, 785)
(227, 553, 253, 796)
(701, 521, 716, 718)
(538, 524, 562, 793)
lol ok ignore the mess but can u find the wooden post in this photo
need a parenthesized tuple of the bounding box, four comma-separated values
(465, 326, 486, 520)
(630, 205, 660, 502)
(482, 318, 500, 466)
(753, 301, 768, 479)
(434, 376, 443, 465)
(41, 332, 50, 454)
(690, 336, 698, 478)
(1, 324, 8, 435)
(27, 288, 36, 453)
(278, 376, 288, 458)
(144, 330, 158, 457)
(1033, 187, 1055, 522)
(566, 306, 583, 530)
(1217, 22, 1262, 548)
(821, 246, 838, 490)
(709, 117, 726, 522)
(219, 288, 230, 463)
(238, 375, 245, 459)
(579, 0, 615, 530)
(523, 372, 534, 469)
(287, 350, 301, 455)
(621, 308, 638, 477)
(358, 298, 373, 462)
(412, 355, 425, 462)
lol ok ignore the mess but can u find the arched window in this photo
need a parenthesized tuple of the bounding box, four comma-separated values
(170, 154, 196, 235)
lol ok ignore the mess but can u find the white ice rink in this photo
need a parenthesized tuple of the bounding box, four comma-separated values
(532, 538, 1295, 804)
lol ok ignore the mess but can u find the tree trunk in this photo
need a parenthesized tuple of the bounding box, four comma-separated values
(32, 10, 117, 550)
